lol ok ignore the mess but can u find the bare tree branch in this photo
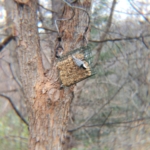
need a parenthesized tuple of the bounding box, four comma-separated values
(38, 26, 57, 33)
(0, 89, 17, 93)
(38, 3, 57, 14)
(99, 111, 112, 129)
(0, 34, 14, 52)
(90, 34, 150, 44)
(92, 0, 117, 67)
(84, 117, 150, 128)
(128, 0, 150, 23)
(9, 63, 22, 88)
(68, 81, 126, 132)
(0, 94, 28, 126)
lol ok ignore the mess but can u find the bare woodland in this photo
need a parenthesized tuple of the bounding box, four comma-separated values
(0, 0, 150, 150)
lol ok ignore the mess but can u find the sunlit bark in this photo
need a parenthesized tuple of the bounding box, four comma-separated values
(12, 0, 91, 149)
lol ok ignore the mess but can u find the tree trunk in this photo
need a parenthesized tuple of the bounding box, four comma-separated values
(12, 0, 91, 149)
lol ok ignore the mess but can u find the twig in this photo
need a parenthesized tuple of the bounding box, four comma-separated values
(70, 18, 128, 99)
(99, 110, 112, 129)
(128, 0, 150, 23)
(90, 34, 150, 43)
(38, 26, 57, 33)
(9, 63, 22, 89)
(68, 81, 126, 132)
(0, 94, 29, 126)
(0, 89, 17, 93)
(0, 34, 14, 52)
(84, 117, 150, 128)
(38, 3, 57, 14)
(141, 36, 149, 49)
(92, 0, 117, 68)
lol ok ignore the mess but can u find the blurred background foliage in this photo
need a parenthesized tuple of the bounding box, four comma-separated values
(0, 0, 150, 150)
(0, 110, 28, 150)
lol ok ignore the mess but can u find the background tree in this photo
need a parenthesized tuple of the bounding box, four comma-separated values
(1, 0, 91, 150)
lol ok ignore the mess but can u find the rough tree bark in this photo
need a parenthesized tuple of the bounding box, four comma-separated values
(12, 0, 91, 149)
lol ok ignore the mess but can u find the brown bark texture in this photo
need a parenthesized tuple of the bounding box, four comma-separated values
(12, 0, 91, 150)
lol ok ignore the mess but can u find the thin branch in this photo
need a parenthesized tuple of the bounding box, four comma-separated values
(128, 0, 150, 23)
(0, 135, 28, 141)
(37, 4, 57, 33)
(0, 89, 18, 93)
(38, 26, 57, 33)
(114, 9, 143, 16)
(0, 58, 28, 105)
(68, 81, 126, 132)
(99, 111, 112, 129)
(0, 34, 14, 52)
(69, 111, 150, 130)
(0, 94, 29, 126)
(84, 117, 150, 128)
(38, 3, 57, 14)
(9, 63, 22, 88)
(90, 34, 150, 43)
(98, 111, 112, 141)
(1, 58, 23, 89)
(73, 0, 117, 103)
(92, 0, 117, 67)
(141, 36, 149, 49)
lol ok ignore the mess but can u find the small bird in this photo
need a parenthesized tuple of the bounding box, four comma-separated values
(72, 55, 87, 69)
(55, 45, 64, 58)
